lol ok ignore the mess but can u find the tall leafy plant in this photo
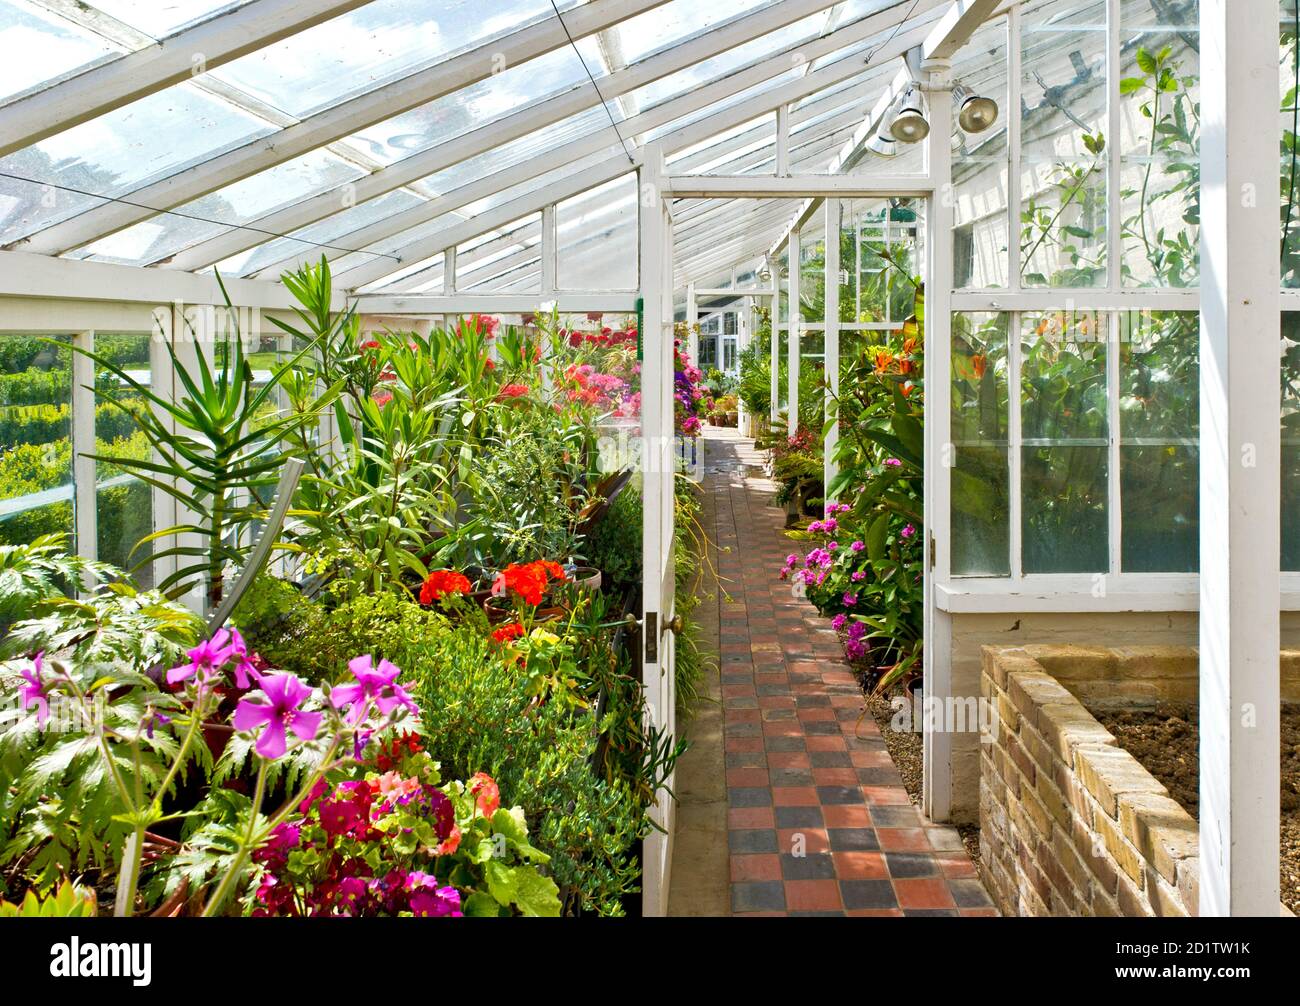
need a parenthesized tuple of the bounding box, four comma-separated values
(74, 276, 331, 608)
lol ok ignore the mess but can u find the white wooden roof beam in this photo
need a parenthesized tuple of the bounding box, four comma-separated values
(338, 15, 940, 290)
(168, 0, 933, 275)
(0, 1, 374, 159)
(12, 0, 678, 256)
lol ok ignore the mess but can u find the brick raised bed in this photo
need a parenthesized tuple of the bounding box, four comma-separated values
(978, 645, 1300, 917)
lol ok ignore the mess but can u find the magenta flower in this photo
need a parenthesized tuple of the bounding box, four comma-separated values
(331, 655, 420, 726)
(167, 628, 236, 687)
(234, 672, 322, 760)
(19, 652, 49, 727)
(831, 614, 847, 631)
(225, 628, 260, 690)
(851, 540, 865, 552)
(901, 524, 916, 539)
(851, 570, 865, 582)
(405, 873, 463, 917)
(842, 592, 858, 606)
(885, 458, 902, 468)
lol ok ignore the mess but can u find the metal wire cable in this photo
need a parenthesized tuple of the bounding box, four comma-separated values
(0, 170, 403, 263)
(549, 0, 636, 165)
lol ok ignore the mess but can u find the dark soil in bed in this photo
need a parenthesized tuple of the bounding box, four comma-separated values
(1094, 704, 1300, 916)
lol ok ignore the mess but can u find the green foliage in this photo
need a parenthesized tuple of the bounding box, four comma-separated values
(251, 591, 647, 915)
(0, 879, 96, 917)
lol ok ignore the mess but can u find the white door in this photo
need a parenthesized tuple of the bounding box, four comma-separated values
(638, 147, 677, 917)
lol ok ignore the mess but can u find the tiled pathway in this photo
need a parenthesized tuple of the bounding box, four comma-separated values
(701, 426, 995, 917)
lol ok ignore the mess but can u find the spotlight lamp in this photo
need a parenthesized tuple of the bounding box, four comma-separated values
(866, 130, 898, 158)
(888, 84, 930, 143)
(953, 83, 999, 134)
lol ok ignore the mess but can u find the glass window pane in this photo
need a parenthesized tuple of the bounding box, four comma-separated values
(952, 312, 1011, 576)
(1020, 310, 1108, 572)
(1019, 0, 1109, 288)
(0, 0, 125, 103)
(1283, 312, 1300, 570)
(557, 174, 637, 291)
(93, 334, 154, 586)
(0, 83, 272, 244)
(1282, 6, 1300, 287)
(1119, 310, 1198, 572)
(207, 0, 562, 119)
(953, 15, 1009, 289)
(1119, 3, 1200, 288)
(0, 334, 74, 549)
(799, 213, 825, 323)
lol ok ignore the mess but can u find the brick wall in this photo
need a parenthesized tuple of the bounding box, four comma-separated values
(979, 647, 1202, 916)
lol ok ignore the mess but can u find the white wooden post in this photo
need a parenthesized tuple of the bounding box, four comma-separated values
(787, 229, 800, 435)
(71, 330, 96, 564)
(923, 62, 955, 823)
(770, 266, 780, 424)
(686, 281, 699, 368)
(637, 142, 676, 917)
(824, 199, 841, 496)
(1198, 0, 1282, 916)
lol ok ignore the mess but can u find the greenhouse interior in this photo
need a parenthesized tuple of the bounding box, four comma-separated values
(0, 0, 1296, 927)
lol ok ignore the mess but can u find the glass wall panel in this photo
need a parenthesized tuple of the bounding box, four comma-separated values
(1119, 310, 1198, 572)
(0, 334, 75, 549)
(557, 174, 638, 291)
(1118, 0, 1200, 288)
(1020, 310, 1108, 572)
(93, 335, 154, 585)
(1019, 0, 1109, 287)
(952, 312, 1011, 576)
(1283, 312, 1300, 570)
(953, 15, 1010, 289)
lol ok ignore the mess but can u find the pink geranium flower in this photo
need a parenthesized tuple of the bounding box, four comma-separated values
(234, 672, 322, 760)
(331, 655, 420, 725)
(166, 628, 236, 687)
(19, 651, 49, 727)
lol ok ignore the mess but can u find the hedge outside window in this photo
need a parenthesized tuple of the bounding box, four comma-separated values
(0, 334, 76, 550)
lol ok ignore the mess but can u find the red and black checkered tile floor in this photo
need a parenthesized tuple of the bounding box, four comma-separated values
(701, 427, 995, 917)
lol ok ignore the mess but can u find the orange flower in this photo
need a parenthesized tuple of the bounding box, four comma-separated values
(873, 350, 895, 375)
(420, 569, 472, 605)
(435, 824, 462, 856)
(971, 354, 987, 379)
(468, 772, 500, 818)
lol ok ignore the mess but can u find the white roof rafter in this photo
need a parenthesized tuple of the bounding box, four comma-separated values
(167, 0, 938, 275)
(336, 12, 941, 290)
(0, 0, 375, 159)
(9, 0, 678, 256)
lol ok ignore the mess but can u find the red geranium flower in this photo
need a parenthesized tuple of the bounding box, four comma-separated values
(491, 621, 525, 643)
(498, 383, 530, 399)
(419, 569, 472, 605)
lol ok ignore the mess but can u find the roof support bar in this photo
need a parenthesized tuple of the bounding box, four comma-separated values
(169, 0, 944, 275)
(12, 0, 678, 255)
(0, 0, 374, 159)
(337, 16, 940, 290)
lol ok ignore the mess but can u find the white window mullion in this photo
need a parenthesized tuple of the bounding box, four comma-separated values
(1106, 0, 1122, 292)
(1009, 310, 1023, 581)
(1007, 5, 1023, 295)
(1107, 310, 1122, 577)
(71, 329, 96, 566)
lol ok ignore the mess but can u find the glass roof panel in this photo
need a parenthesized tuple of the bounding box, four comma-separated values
(206, 0, 566, 120)
(0, 81, 273, 244)
(226, 187, 429, 277)
(607, 0, 775, 64)
(343, 36, 606, 166)
(0, 0, 126, 104)
(91, 1, 254, 38)
(71, 148, 365, 265)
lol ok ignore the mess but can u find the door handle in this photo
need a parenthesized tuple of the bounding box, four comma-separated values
(666, 614, 684, 635)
